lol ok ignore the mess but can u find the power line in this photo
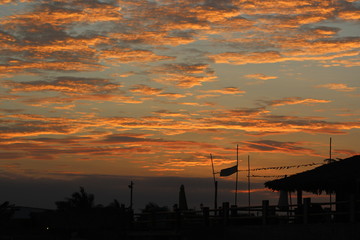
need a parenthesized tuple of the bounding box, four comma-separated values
(238, 162, 323, 172)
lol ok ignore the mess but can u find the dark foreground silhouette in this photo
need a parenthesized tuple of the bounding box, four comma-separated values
(1, 185, 360, 240)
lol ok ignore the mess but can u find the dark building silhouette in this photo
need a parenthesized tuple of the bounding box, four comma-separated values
(178, 184, 188, 211)
(265, 155, 360, 221)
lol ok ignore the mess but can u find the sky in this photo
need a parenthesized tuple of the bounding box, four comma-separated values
(0, 0, 360, 210)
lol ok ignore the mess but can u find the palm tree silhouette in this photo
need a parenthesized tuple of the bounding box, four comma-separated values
(56, 187, 94, 212)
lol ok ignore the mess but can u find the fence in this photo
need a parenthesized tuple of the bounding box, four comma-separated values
(133, 197, 360, 230)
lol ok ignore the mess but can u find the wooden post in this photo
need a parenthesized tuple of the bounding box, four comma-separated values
(215, 181, 218, 215)
(223, 202, 229, 225)
(203, 207, 210, 226)
(247, 155, 251, 215)
(303, 198, 311, 224)
(210, 154, 218, 214)
(235, 145, 239, 206)
(297, 190, 302, 207)
(262, 200, 269, 225)
(230, 205, 238, 217)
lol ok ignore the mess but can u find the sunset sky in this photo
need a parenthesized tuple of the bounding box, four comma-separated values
(1, 0, 359, 209)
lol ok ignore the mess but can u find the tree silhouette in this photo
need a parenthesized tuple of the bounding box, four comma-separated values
(0, 201, 15, 225)
(142, 202, 169, 213)
(54, 187, 133, 239)
(108, 199, 122, 209)
(55, 187, 94, 212)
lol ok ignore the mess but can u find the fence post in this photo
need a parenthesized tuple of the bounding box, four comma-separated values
(223, 202, 229, 225)
(297, 190, 302, 207)
(203, 207, 210, 226)
(349, 194, 355, 223)
(262, 200, 269, 225)
(231, 205, 238, 217)
(303, 198, 311, 224)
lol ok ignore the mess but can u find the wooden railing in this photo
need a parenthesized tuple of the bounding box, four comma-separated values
(132, 197, 360, 230)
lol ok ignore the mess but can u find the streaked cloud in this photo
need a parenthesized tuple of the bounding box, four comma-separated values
(316, 83, 357, 92)
(210, 51, 283, 65)
(1, 1, 122, 26)
(130, 84, 163, 95)
(244, 74, 278, 80)
(241, 140, 319, 156)
(262, 97, 331, 107)
(200, 87, 246, 95)
(151, 63, 217, 88)
(5, 77, 122, 94)
(0, 0, 359, 193)
(100, 48, 175, 64)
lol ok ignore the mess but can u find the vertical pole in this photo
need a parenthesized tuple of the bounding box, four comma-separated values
(329, 137, 332, 211)
(215, 181, 218, 215)
(288, 191, 293, 221)
(297, 190, 302, 207)
(210, 154, 218, 212)
(303, 198, 311, 224)
(262, 200, 269, 225)
(329, 137, 332, 161)
(203, 207, 210, 226)
(247, 155, 251, 215)
(129, 181, 134, 210)
(223, 202, 229, 225)
(235, 145, 239, 206)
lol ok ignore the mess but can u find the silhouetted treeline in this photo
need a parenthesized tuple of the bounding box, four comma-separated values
(1, 187, 134, 240)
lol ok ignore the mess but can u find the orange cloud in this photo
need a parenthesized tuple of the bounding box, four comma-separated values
(158, 93, 187, 100)
(128, 85, 187, 100)
(152, 110, 187, 118)
(241, 140, 319, 156)
(189, 5, 240, 23)
(147, 168, 184, 172)
(334, 149, 360, 156)
(236, 188, 271, 193)
(338, 10, 360, 21)
(311, 26, 340, 36)
(244, 74, 278, 80)
(232, 0, 336, 16)
(5, 77, 121, 94)
(263, 97, 331, 107)
(3, 104, 360, 143)
(152, 63, 217, 88)
(130, 84, 163, 95)
(101, 47, 174, 63)
(1, 3, 122, 27)
(156, 74, 217, 88)
(0, 60, 104, 75)
(201, 87, 246, 95)
(110, 31, 195, 47)
(0, 0, 32, 4)
(210, 51, 283, 65)
(316, 83, 357, 92)
(16, 93, 141, 106)
(1, 0, 360, 179)
(326, 58, 360, 67)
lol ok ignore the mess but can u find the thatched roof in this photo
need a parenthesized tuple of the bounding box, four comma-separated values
(265, 155, 360, 194)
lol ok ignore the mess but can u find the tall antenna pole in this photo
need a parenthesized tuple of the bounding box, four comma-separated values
(235, 145, 239, 206)
(247, 155, 251, 214)
(330, 137, 332, 161)
(329, 137, 332, 210)
(210, 154, 218, 211)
